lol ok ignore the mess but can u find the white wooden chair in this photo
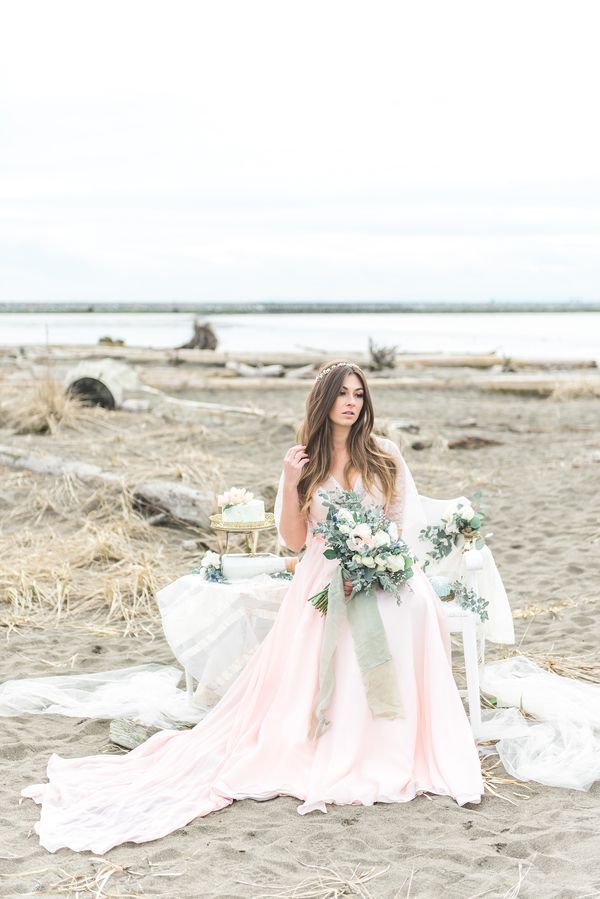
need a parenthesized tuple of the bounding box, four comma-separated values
(418, 495, 487, 737)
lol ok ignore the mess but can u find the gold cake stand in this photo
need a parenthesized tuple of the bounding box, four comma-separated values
(209, 512, 276, 554)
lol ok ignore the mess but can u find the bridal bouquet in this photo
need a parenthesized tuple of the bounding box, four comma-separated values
(419, 494, 490, 569)
(308, 488, 416, 615)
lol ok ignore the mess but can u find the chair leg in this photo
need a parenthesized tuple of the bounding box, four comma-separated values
(462, 617, 482, 737)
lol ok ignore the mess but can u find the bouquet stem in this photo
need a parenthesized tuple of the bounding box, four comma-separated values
(309, 587, 329, 615)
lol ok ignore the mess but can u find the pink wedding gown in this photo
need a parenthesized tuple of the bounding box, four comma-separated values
(22, 437, 484, 854)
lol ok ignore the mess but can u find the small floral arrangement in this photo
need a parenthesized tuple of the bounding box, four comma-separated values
(217, 487, 254, 510)
(308, 488, 416, 615)
(419, 493, 490, 569)
(191, 550, 293, 583)
(428, 575, 489, 622)
(193, 550, 226, 582)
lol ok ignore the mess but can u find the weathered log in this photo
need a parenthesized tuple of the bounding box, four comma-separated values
(132, 480, 213, 528)
(16, 345, 596, 371)
(64, 360, 268, 416)
(224, 360, 285, 378)
(284, 363, 317, 379)
(65, 359, 143, 409)
(0, 445, 214, 528)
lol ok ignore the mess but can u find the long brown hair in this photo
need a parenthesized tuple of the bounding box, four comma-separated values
(295, 360, 400, 519)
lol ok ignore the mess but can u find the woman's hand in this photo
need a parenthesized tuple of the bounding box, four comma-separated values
(283, 444, 309, 488)
(343, 579, 353, 598)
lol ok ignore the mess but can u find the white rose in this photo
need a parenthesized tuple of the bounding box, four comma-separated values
(458, 504, 475, 521)
(361, 555, 376, 568)
(374, 554, 387, 571)
(374, 530, 391, 547)
(347, 536, 363, 552)
(338, 523, 352, 535)
(338, 509, 354, 524)
(352, 553, 363, 565)
(386, 554, 405, 572)
(352, 523, 372, 540)
(201, 550, 221, 568)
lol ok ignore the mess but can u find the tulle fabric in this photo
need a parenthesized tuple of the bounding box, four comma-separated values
(478, 655, 600, 791)
(0, 664, 202, 729)
(22, 436, 484, 854)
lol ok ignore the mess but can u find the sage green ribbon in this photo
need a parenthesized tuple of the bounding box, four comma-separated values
(309, 566, 404, 740)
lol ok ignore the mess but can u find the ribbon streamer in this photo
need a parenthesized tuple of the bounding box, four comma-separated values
(309, 566, 404, 739)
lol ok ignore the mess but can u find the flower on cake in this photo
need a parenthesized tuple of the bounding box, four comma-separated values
(217, 487, 254, 509)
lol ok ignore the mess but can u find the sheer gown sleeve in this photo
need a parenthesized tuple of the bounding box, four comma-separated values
(378, 437, 428, 555)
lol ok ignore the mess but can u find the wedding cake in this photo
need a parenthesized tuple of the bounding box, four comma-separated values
(218, 487, 266, 524)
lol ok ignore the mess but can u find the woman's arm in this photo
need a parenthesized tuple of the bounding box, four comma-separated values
(277, 444, 309, 553)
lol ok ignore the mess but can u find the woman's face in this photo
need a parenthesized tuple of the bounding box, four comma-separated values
(328, 373, 365, 429)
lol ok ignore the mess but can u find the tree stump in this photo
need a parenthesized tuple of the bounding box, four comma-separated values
(177, 321, 218, 350)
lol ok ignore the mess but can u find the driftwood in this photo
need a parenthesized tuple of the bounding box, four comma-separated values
(284, 363, 317, 379)
(65, 359, 142, 409)
(109, 718, 163, 750)
(132, 480, 213, 528)
(177, 321, 218, 350)
(389, 419, 420, 434)
(2, 344, 596, 371)
(0, 445, 214, 528)
(448, 435, 503, 449)
(225, 360, 284, 378)
(368, 337, 398, 370)
(64, 360, 268, 417)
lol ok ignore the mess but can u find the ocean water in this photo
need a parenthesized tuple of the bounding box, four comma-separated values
(0, 311, 597, 361)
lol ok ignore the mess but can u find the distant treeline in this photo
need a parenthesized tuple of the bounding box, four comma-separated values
(1, 300, 599, 314)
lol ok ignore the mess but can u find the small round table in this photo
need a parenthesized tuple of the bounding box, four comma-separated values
(209, 512, 277, 554)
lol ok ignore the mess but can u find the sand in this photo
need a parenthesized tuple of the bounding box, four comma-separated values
(1, 351, 600, 898)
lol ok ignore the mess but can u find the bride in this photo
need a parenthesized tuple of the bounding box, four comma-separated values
(22, 359, 484, 854)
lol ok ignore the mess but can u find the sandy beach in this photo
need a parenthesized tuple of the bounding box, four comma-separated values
(1, 346, 600, 898)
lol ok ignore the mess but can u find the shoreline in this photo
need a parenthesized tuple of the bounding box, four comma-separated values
(2, 299, 600, 314)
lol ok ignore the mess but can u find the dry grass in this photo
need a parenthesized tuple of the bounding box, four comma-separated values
(504, 647, 600, 684)
(0, 375, 99, 435)
(480, 755, 534, 805)
(243, 858, 390, 899)
(0, 475, 206, 637)
(0, 855, 185, 897)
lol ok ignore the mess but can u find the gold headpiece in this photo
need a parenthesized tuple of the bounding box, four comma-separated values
(315, 361, 358, 382)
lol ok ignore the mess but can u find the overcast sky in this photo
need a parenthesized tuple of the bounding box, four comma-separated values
(1, 0, 599, 303)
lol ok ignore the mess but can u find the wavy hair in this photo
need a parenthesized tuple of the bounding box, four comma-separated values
(295, 360, 400, 519)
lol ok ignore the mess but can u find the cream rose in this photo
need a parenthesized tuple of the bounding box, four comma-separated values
(386, 554, 405, 572)
(374, 530, 391, 547)
(352, 523, 372, 541)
